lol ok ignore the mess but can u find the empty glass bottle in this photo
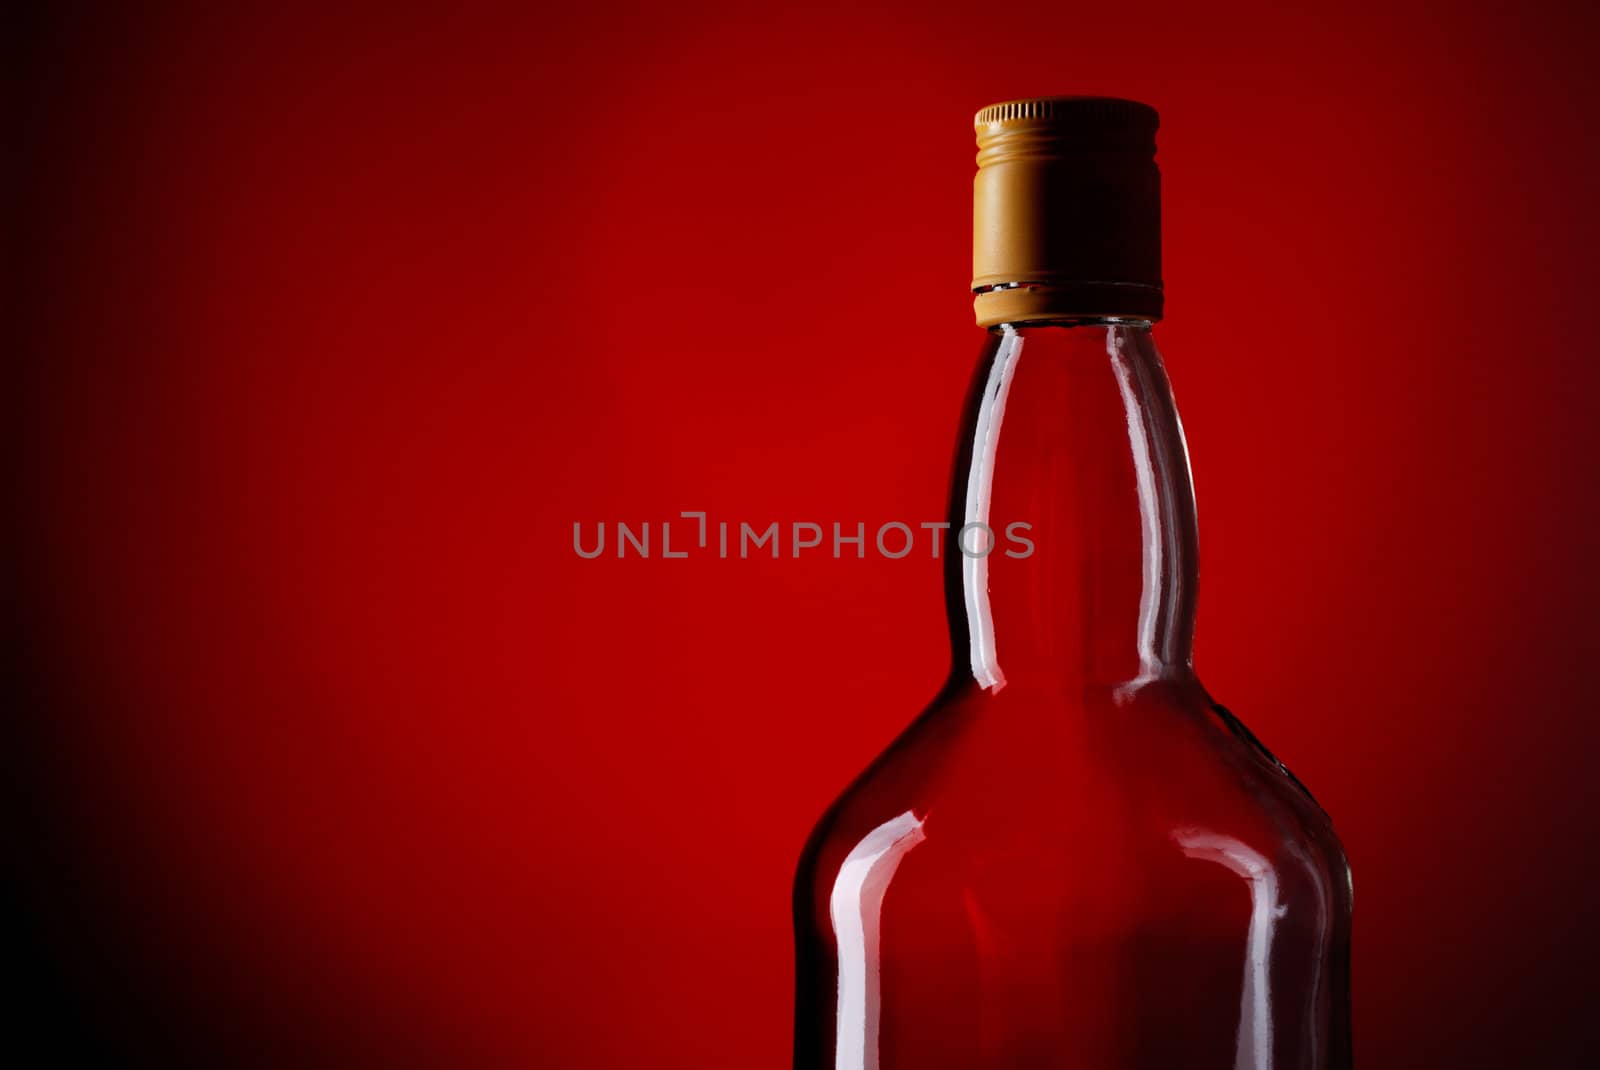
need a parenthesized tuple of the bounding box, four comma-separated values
(793, 97, 1352, 1070)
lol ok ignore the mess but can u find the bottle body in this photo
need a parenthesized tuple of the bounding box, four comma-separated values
(793, 325, 1352, 1069)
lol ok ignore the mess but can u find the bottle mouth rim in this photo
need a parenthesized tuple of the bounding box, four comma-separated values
(972, 282, 1164, 329)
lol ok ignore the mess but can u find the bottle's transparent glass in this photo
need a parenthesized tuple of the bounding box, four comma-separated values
(793, 323, 1352, 1069)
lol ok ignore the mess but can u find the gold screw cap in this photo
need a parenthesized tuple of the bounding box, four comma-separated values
(972, 97, 1163, 327)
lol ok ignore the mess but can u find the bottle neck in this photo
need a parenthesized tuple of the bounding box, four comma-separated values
(943, 321, 1199, 695)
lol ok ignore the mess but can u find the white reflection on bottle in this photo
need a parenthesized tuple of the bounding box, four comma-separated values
(963, 327, 1023, 693)
(1174, 829, 1286, 1070)
(829, 811, 927, 1070)
(1108, 330, 1164, 690)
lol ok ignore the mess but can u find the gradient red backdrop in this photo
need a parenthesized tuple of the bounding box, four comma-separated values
(13, 2, 1600, 1065)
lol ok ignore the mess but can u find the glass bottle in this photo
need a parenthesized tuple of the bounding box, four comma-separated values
(792, 98, 1353, 1069)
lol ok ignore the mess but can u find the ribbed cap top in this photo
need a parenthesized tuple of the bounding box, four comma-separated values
(975, 96, 1158, 135)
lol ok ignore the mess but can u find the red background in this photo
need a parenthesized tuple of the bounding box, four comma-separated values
(14, 2, 1600, 1065)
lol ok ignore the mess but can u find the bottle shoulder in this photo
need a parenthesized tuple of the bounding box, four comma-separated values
(797, 680, 1349, 908)
(794, 680, 1354, 1068)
